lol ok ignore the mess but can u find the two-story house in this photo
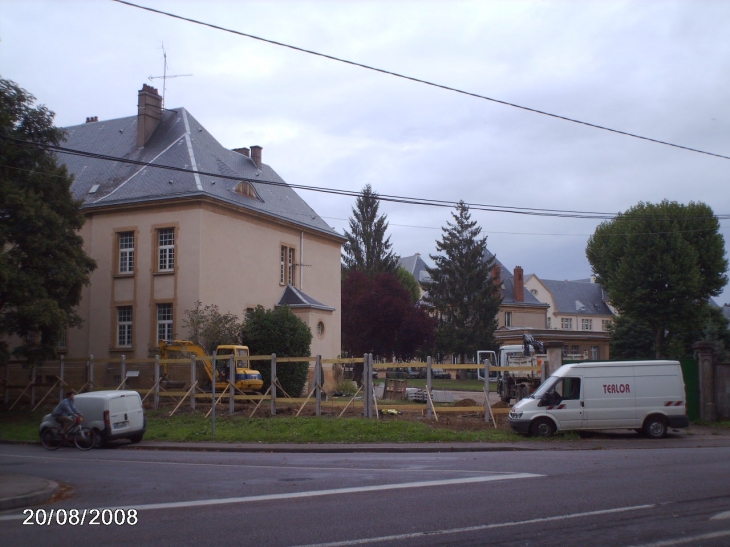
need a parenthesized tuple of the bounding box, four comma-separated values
(56, 84, 344, 362)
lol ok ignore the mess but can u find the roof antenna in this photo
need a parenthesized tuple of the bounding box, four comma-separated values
(148, 42, 192, 109)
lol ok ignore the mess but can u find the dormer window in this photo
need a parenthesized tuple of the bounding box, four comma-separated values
(234, 181, 257, 198)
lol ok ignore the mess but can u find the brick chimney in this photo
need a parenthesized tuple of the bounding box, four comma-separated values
(491, 264, 502, 285)
(85, 116, 98, 123)
(233, 147, 250, 157)
(137, 84, 162, 148)
(514, 266, 525, 302)
(250, 145, 263, 168)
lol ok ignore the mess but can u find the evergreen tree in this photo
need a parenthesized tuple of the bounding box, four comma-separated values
(0, 78, 97, 364)
(586, 200, 727, 358)
(425, 202, 502, 363)
(342, 184, 398, 275)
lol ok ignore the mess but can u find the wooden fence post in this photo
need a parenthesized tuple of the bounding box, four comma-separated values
(59, 355, 65, 403)
(88, 355, 94, 392)
(426, 356, 432, 419)
(154, 355, 160, 410)
(229, 355, 235, 415)
(315, 355, 322, 417)
(190, 355, 196, 410)
(271, 354, 277, 416)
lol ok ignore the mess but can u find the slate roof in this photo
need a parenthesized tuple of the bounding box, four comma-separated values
(540, 279, 614, 316)
(276, 285, 335, 311)
(58, 108, 341, 239)
(501, 276, 549, 307)
(483, 248, 512, 279)
(398, 254, 432, 284)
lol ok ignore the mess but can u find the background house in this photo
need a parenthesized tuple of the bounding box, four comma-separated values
(57, 84, 344, 362)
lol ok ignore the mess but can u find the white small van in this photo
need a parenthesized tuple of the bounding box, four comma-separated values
(508, 360, 689, 438)
(40, 390, 146, 446)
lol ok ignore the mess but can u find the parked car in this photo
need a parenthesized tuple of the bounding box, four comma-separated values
(40, 390, 146, 447)
(432, 368, 452, 379)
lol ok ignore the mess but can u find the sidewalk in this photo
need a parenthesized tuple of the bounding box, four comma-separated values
(0, 474, 59, 511)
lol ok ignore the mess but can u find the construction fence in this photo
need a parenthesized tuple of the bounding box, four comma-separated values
(1, 354, 533, 423)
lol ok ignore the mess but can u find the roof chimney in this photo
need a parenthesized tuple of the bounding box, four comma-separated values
(514, 266, 525, 302)
(491, 264, 502, 286)
(233, 147, 250, 157)
(250, 145, 263, 168)
(85, 116, 98, 123)
(137, 84, 162, 148)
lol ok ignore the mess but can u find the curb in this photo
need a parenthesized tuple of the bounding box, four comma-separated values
(0, 475, 60, 511)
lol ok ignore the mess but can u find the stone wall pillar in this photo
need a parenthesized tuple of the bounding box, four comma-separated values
(693, 342, 717, 422)
(544, 341, 564, 378)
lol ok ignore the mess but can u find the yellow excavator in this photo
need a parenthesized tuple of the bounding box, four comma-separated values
(158, 340, 264, 392)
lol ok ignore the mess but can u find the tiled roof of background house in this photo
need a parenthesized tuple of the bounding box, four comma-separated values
(541, 279, 614, 316)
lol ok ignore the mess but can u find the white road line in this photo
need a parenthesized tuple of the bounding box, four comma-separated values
(711, 510, 730, 520)
(625, 530, 730, 547)
(0, 451, 511, 475)
(0, 473, 541, 521)
(288, 504, 657, 547)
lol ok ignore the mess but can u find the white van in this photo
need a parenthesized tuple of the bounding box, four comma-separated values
(40, 390, 146, 446)
(508, 360, 689, 438)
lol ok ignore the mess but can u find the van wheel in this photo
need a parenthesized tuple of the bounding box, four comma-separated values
(129, 434, 143, 444)
(643, 416, 667, 439)
(530, 418, 556, 438)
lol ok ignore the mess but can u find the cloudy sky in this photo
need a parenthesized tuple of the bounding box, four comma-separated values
(2, 0, 729, 304)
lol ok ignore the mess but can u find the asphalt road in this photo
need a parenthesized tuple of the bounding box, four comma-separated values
(1, 444, 730, 547)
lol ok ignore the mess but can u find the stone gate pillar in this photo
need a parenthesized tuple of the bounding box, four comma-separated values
(544, 341, 564, 378)
(693, 342, 717, 422)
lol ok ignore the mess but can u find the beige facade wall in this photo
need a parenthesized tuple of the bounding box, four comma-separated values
(498, 305, 547, 329)
(64, 199, 342, 362)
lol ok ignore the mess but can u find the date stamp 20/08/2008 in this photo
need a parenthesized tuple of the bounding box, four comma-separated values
(22, 508, 138, 526)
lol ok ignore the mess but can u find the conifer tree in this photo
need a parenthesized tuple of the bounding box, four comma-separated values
(425, 202, 502, 363)
(342, 184, 398, 275)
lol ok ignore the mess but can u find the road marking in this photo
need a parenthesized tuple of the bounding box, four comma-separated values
(0, 451, 513, 475)
(0, 473, 541, 521)
(287, 504, 657, 547)
(712, 510, 730, 520)
(625, 530, 730, 547)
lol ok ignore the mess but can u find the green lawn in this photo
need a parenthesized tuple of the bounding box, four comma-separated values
(404, 378, 493, 392)
(0, 408, 519, 444)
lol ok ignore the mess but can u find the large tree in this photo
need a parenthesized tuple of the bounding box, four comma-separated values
(425, 202, 502, 363)
(586, 200, 728, 358)
(342, 184, 399, 275)
(0, 78, 96, 364)
(241, 306, 312, 397)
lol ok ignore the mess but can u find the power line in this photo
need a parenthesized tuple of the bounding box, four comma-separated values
(113, 0, 730, 162)
(5, 134, 730, 222)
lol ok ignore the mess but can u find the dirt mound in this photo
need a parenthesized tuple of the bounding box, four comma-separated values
(491, 401, 511, 409)
(458, 398, 478, 407)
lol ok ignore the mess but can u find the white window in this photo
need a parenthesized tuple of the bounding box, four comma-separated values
(158, 228, 175, 271)
(547, 317, 552, 329)
(505, 311, 512, 327)
(317, 321, 325, 336)
(57, 330, 67, 349)
(591, 346, 599, 360)
(561, 317, 573, 330)
(157, 303, 173, 343)
(602, 319, 612, 331)
(280, 245, 296, 286)
(118, 232, 134, 273)
(581, 318, 593, 331)
(117, 306, 133, 347)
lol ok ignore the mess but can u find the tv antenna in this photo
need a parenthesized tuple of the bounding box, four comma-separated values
(148, 43, 192, 109)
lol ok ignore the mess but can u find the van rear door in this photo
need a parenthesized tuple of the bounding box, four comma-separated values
(125, 392, 145, 430)
(108, 395, 132, 433)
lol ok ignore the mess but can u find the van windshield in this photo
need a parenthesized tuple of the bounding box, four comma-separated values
(532, 377, 559, 399)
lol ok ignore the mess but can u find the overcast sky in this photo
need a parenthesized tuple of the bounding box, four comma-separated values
(2, 0, 729, 305)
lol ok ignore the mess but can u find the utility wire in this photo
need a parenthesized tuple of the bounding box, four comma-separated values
(113, 0, 730, 162)
(4, 135, 729, 223)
